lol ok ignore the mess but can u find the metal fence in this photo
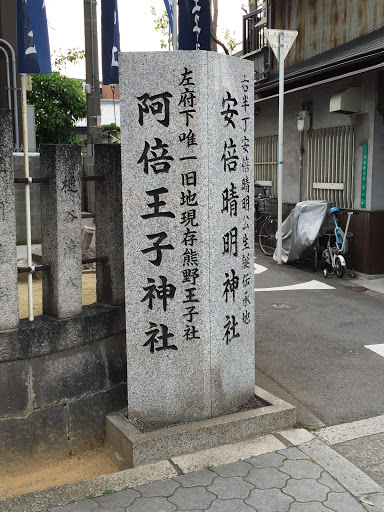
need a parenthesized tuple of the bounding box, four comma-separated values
(254, 134, 278, 198)
(243, 7, 268, 56)
(306, 125, 355, 209)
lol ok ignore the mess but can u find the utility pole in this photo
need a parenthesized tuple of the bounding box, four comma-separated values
(265, 28, 297, 263)
(84, 0, 102, 156)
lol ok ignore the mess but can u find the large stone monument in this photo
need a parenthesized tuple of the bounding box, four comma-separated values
(120, 51, 254, 426)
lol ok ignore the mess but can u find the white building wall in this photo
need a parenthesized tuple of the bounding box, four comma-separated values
(254, 71, 380, 210)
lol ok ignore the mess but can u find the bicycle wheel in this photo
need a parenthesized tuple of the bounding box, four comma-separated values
(335, 257, 345, 278)
(258, 218, 277, 256)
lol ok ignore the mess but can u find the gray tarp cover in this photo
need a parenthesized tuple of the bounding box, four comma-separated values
(274, 200, 333, 263)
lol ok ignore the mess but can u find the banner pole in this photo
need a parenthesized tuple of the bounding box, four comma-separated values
(172, 0, 178, 50)
(277, 32, 284, 265)
(21, 74, 34, 321)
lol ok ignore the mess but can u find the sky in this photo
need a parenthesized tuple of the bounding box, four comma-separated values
(44, 0, 246, 79)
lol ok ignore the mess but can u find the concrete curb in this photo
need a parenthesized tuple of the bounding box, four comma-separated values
(0, 461, 177, 512)
(316, 415, 384, 445)
(105, 386, 295, 468)
(2, 428, 384, 512)
(298, 438, 383, 497)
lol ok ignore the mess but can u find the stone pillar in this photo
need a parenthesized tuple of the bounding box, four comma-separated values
(0, 109, 19, 330)
(94, 144, 124, 305)
(120, 51, 254, 425)
(40, 145, 82, 319)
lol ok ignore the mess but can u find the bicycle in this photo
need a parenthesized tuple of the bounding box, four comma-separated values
(321, 207, 354, 279)
(254, 190, 279, 256)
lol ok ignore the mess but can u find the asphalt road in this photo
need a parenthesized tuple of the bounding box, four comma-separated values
(253, 247, 384, 426)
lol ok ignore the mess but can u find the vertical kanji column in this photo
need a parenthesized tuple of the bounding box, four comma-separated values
(120, 51, 254, 425)
(0, 109, 19, 329)
(94, 144, 124, 305)
(208, 55, 255, 415)
(40, 145, 82, 318)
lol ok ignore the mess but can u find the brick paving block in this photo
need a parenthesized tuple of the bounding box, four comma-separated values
(134, 479, 180, 497)
(125, 496, 176, 512)
(325, 491, 367, 511)
(94, 489, 140, 508)
(277, 447, 310, 460)
(283, 479, 329, 502)
(96, 508, 125, 512)
(245, 488, 293, 512)
(318, 472, 347, 492)
(280, 428, 315, 445)
(49, 501, 98, 512)
(208, 476, 253, 499)
(212, 460, 253, 477)
(207, 498, 255, 512)
(244, 452, 285, 469)
(244, 467, 289, 489)
(359, 492, 384, 511)
(290, 503, 333, 511)
(173, 469, 215, 487)
(168, 486, 216, 510)
(280, 459, 323, 479)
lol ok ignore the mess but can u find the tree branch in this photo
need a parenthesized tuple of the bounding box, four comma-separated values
(210, 32, 230, 55)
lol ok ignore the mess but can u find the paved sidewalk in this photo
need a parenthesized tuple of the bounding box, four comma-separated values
(3, 429, 384, 512)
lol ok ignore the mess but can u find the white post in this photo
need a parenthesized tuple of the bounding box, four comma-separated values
(265, 29, 297, 264)
(21, 74, 34, 321)
(277, 31, 284, 264)
(172, 0, 178, 50)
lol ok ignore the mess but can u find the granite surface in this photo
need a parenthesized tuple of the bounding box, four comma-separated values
(119, 51, 254, 423)
(94, 144, 125, 306)
(40, 145, 82, 319)
(0, 109, 19, 329)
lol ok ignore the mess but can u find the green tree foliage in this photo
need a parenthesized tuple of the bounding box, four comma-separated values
(151, 6, 170, 49)
(53, 48, 86, 72)
(223, 29, 242, 55)
(28, 72, 86, 147)
(101, 123, 121, 143)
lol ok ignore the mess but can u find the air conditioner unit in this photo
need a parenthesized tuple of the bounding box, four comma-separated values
(330, 87, 362, 115)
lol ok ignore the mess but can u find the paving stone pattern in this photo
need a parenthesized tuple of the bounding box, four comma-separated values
(45, 446, 369, 512)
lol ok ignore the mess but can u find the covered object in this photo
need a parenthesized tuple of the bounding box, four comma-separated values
(274, 200, 333, 263)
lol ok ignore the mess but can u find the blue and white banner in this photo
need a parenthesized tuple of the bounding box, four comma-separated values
(17, 0, 52, 74)
(164, 0, 173, 33)
(178, 0, 211, 51)
(101, 0, 120, 85)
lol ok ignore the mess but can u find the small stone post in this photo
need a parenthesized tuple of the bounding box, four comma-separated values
(40, 145, 82, 318)
(0, 109, 19, 330)
(94, 144, 124, 305)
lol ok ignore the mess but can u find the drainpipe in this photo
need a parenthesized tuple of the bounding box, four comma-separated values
(172, 0, 178, 50)
(0, 46, 12, 110)
(299, 130, 304, 202)
(0, 38, 20, 150)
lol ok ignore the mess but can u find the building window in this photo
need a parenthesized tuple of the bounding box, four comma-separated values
(254, 135, 277, 198)
(306, 125, 355, 209)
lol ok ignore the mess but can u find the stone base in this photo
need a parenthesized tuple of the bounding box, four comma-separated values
(104, 386, 295, 469)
